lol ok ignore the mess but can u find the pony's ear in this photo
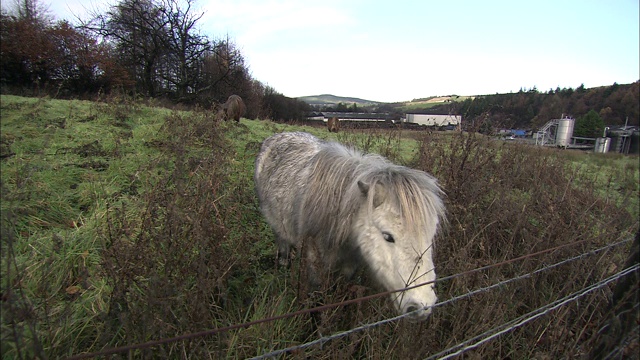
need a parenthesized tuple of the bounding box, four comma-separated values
(358, 181, 387, 207)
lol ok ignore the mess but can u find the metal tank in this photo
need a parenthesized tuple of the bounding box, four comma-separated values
(630, 130, 639, 155)
(594, 137, 611, 153)
(609, 129, 634, 154)
(555, 117, 575, 147)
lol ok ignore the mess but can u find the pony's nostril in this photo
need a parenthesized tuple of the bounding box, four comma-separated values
(406, 304, 420, 314)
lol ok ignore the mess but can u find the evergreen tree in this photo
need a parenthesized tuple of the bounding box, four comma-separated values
(335, 102, 348, 112)
(574, 109, 605, 138)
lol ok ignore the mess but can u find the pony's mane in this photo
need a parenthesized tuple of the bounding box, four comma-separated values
(300, 140, 445, 248)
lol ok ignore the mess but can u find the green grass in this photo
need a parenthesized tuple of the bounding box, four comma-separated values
(560, 151, 639, 219)
(1, 95, 176, 357)
(1, 95, 637, 359)
(398, 95, 473, 112)
(0, 97, 347, 358)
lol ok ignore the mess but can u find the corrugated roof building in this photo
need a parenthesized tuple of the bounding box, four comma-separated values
(402, 114, 461, 127)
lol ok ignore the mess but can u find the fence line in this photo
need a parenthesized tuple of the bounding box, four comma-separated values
(427, 264, 639, 360)
(249, 238, 634, 359)
(602, 322, 640, 360)
(66, 235, 633, 360)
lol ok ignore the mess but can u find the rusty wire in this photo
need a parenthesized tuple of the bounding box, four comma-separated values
(65, 235, 633, 360)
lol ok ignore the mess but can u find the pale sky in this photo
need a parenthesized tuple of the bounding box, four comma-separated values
(34, 0, 640, 102)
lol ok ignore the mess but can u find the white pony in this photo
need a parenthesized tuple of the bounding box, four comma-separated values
(254, 132, 445, 321)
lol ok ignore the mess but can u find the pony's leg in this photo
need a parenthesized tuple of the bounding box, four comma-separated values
(275, 236, 291, 267)
(304, 241, 332, 292)
(340, 263, 357, 280)
(337, 247, 359, 280)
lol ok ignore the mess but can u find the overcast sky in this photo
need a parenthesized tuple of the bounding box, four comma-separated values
(36, 0, 640, 102)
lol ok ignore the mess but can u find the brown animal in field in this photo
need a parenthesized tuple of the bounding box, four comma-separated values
(218, 95, 246, 122)
(327, 117, 339, 132)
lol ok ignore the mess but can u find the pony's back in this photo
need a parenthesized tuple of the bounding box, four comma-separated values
(254, 132, 323, 249)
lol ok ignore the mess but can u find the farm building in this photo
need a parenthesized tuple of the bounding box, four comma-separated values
(305, 112, 325, 121)
(319, 112, 392, 123)
(304, 112, 462, 130)
(606, 126, 639, 155)
(302, 112, 394, 129)
(402, 114, 462, 127)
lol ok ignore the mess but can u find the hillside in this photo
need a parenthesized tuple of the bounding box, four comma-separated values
(299, 82, 639, 129)
(401, 95, 475, 111)
(297, 94, 381, 106)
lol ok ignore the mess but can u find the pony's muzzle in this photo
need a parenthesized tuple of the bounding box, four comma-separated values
(402, 302, 433, 322)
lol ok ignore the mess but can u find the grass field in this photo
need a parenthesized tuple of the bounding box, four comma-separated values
(399, 95, 474, 112)
(1, 95, 638, 358)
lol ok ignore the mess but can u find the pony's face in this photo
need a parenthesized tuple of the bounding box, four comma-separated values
(354, 182, 438, 322)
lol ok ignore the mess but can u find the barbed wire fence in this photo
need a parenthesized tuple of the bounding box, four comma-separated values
(251, 264, 638, 360)
(428, 264, 639, 360)
(66, 234, 637, 359)
(250, 238, 637, 359)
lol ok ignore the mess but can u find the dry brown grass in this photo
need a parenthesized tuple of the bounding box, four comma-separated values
(2, 96, 637, 358)
(410, 130, 637, 358)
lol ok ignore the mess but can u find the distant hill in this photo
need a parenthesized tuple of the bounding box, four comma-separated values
(296, 82, 639, 129)
(297, 94, 473, 108)
(297, 94, 381, 106)
(424, 81, 639, 129)
(401, 95, 475, 111)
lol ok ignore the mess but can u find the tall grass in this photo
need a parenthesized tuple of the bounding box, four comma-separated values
(1, 95, 637, 358)
(414, 129, 637, 357)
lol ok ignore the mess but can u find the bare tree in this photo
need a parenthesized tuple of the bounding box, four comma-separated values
(0, 0, 56, 89)
(76, 0, 261, 111)
(6, 0, 52, 24)
(198, 36, 252, 104)
(85, 0, 169, 96)
(159, 0, 210, 102)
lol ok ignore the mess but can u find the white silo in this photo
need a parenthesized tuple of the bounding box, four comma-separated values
(594, 137, 611, 153)
(555, 117, 575, 147)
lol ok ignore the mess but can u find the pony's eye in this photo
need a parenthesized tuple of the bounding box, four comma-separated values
(382, 232, 395, 243)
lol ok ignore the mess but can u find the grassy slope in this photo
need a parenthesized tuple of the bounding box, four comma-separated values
(296, 94, 380, 106)
(0, 95, 419, 358)
(1, 95, 637, 358)
(1, 96, 174, 356)
(398, 95, 474, 112)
